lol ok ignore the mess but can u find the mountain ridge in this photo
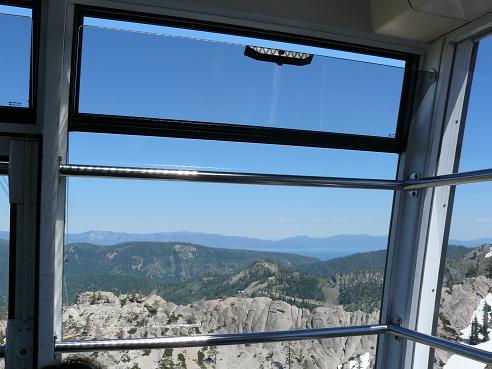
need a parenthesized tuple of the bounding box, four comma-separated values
(0, 231, 391, 260)
(0, 230, 485, 260)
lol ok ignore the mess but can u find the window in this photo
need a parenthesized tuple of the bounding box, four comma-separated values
(62, 10, 416, 369)
(62, 134, 397, 368)
(434, 36, 492, 369)
(0, 4, 33, 110)
(72, 15, 410, 149)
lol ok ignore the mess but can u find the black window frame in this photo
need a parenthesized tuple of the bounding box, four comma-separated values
(68, 5, 420, 154)
(0, 0, 39, 124)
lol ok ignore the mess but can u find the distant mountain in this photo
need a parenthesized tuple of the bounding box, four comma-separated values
(296, 249, 388, 278)
(62, 242, 317, 305)
(157, 260, 325, 308)
(64, 241, 317, 281)
(63, 231, 391, 260)
(1, 230, 488, 260)
(61, 242, 379, 311)
(448, 238, 492, 247)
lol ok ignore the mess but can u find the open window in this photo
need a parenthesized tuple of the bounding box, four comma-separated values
(70, 9, 417, 153)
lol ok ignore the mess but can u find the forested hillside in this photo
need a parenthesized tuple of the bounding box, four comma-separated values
(0, 239, 480, 313)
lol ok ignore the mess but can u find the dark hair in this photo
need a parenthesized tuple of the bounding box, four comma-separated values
(42, 356, 104, 369)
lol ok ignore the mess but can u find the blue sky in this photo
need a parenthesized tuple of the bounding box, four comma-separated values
(68, 16, 403, 239)
(448, 36, 492, 240)
(0, 6, 491, 241)
(0, 5, 31, 107)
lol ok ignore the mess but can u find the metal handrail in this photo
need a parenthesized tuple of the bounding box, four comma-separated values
(3, 162, 492, 190)
(404, 168, 492, 190)
(59, 163, 492, 191)
(387, 325, 492, 364)
(2, 324, 492, 364)
(59, 164, 402, 190)
(52, 325, 492, 365)
(55, 325, 387, 353)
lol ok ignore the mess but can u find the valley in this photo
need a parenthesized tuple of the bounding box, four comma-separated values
(0, 237, 491, 369)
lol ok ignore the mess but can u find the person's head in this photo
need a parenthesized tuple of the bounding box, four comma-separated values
(42, 356, 104, 369)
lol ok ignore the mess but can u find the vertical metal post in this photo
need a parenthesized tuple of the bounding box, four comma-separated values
(36, 0, 73, 366)
(376, 40, 458, 369)
(412, 40, 476, 369)
(6, 140, 40, 369)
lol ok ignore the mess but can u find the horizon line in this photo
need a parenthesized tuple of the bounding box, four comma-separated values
(0, 229, 490, 243)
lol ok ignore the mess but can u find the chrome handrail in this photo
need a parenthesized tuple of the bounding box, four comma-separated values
(59, 164, 402, 190)
(404, 168, 492, 190)
(55, 325, 388, 353)
(387, 325, 492, 364)
(59, 163, 492, 191)
(52, 324, 492, 365)
(4, 162, 492, 190)
(2, 324, 491, 364)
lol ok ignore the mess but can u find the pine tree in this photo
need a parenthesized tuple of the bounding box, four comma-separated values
(486, 262, 492, 279)
(470, 316, 481, 345)
(483, 302, 491, 342)
(177, 352, 187, 369)
(159, 348, 175, 369)
(283, 341, 295, 369)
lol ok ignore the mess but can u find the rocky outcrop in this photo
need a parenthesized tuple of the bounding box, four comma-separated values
(434, 276, 492, 368)
(438, 276, 492, 338)
(62, 292, 378, 369)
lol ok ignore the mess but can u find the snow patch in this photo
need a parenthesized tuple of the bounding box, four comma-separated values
(443, 340, 492, 369)
(460, 293, 492, 340)
(485, 247, 492, 258)
(349, 352, 371, 369)
(444, 293, 492, 369)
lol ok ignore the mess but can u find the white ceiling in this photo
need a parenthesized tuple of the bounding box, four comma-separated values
(160, 0, 492, 42)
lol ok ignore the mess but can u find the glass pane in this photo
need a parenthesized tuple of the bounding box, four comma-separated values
(434, 183, 492, 369)
(69, 132, 398, 179)
(0, 5, 32, 108)
(457, 36, 492, 172)
(434, 36, 492, 369)
(78, 18, 405, 137)
(63, 178, 393, 368)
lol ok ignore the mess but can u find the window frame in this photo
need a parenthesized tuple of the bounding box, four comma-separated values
(417, 31, 492, 369)
(68, 5, 420, 153)
(0, 0, 39, 124)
